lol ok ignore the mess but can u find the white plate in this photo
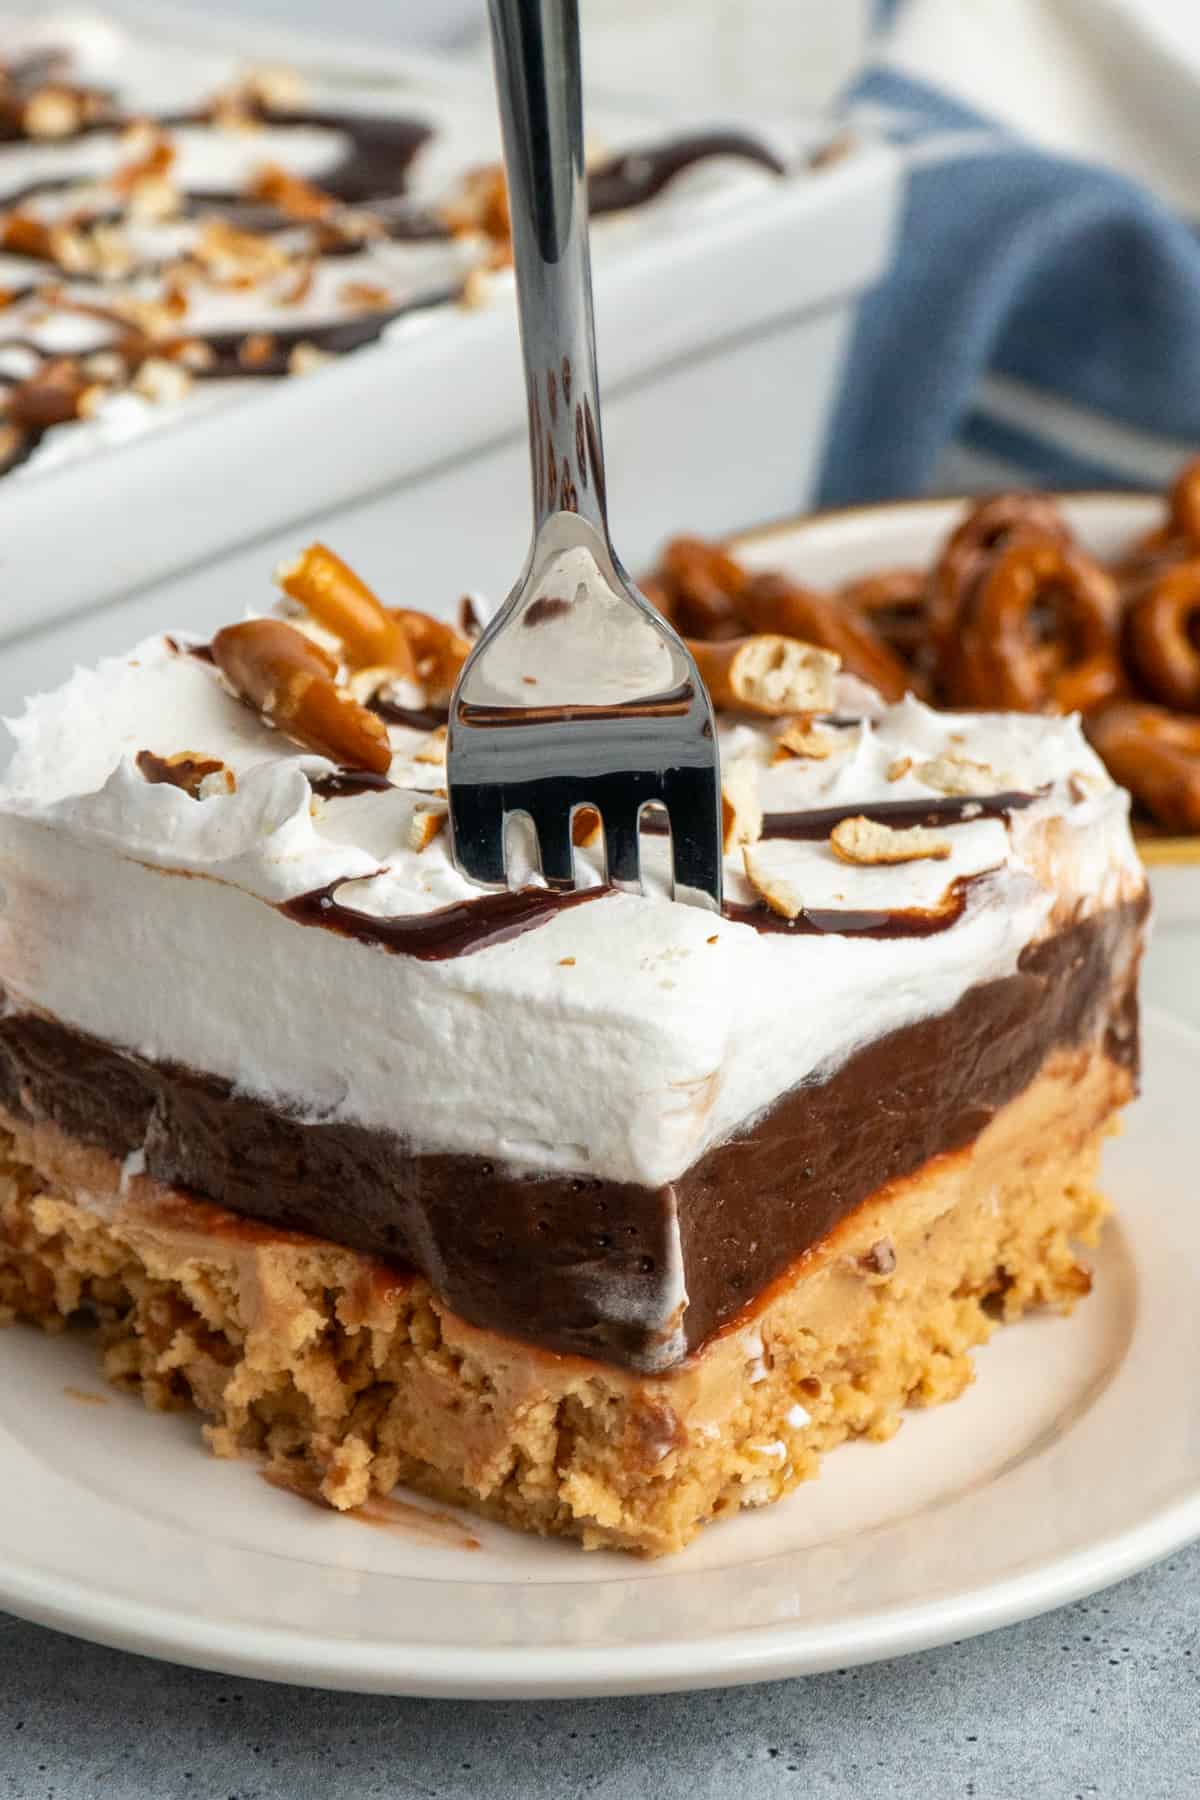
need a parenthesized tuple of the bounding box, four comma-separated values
(0, 1008, 1196, 1698)
(736, 493, 1200, 927)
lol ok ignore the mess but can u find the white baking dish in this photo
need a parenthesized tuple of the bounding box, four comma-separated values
(0, 5, 901, 641)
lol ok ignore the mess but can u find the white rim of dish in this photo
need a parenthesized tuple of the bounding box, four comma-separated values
(3, 1415, 1198, 1698)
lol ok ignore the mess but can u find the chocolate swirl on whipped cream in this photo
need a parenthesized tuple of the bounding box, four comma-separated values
(724, 874, 981, 939)
(281, 782, 1036, 954)
(760, 792, 1039, 839)
(279, 879, 608, 959)
(365, 695, 451, 732)
(279, 852, 999, 957)
(307, 769, 397, 800)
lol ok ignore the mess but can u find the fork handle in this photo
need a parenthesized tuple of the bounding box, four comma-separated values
(488, 0, 610, 543)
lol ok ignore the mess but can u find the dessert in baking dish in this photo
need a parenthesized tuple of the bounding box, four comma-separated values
(0, 545, 1146, 1553)
(0, 17, 793, 483)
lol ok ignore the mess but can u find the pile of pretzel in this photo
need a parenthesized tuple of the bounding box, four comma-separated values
(642, 458, 1200, 834)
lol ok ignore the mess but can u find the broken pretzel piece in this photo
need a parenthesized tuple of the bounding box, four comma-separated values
(412, 725, 447, 767)
(721, 758, 763, 852)
(741, 843, 805, 921)
(135, 749, 235, 799)
(772, 716, 835, 762)
(275, 543, 416, 677)
(689, 635, 838, 717)
(572, 805, 602, 850)
(915, 752, 1007, 797)
(212, 618, 391, 774)
(408, 803, 447, 853)
(247, 162, 336, 221)
(441, 163, 511, 250)
(829, 817, 951, 866)
(392, 610, 472, 702)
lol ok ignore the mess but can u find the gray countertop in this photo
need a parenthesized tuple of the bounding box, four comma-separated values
(1, 1541, 1198, 1799)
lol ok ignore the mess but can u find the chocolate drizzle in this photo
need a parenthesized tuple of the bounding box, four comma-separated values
(164, 290, 462, 380)
(365, 695, 449, 732)
(277, 864, 978, 956)
(279, 879, 608, 960)
(308, 769, 397, 800)
(724, 877, 976, 940)
(276, 788, 1037, 954)
(164, 636, 215, 665)
(191, 107, 433, 208)
(760, 792, 1038, 840)
(586, 130, 786, 214)
(0, 105, 431, 211)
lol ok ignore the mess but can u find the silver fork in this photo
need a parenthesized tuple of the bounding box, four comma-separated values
(445, 0, 723, 911)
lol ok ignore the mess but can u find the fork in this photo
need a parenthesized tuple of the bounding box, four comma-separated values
(445, 0, 724, 911)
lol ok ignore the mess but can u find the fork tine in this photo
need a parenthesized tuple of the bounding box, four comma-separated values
(663, 770, 724, 908)
(603, 807, 641, 889)
(530, 804, 577, 891)
(449, 785, 507, 888)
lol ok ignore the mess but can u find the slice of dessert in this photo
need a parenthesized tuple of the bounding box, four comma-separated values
(0, 549, 1147, 1554)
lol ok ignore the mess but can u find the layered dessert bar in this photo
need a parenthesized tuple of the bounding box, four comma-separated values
(0, 15, 794, 481)
(0, 550, 1147, 1553)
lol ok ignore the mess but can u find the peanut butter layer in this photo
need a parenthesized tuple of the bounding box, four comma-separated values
(0, 1043, 1126, 1555)
(0, 897, 1145, 1372)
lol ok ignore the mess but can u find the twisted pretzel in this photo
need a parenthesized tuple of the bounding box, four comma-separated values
(1125, 560, 1200, 711)
(929, 493, 1071, 656)
(1115, 525, 1190, 598)
(1168, 458, 1200, 545)
(656, 536, 747, 640)
(1117, 459, 1200, 597)
(1086, 701, 1200, 833)
(738, 571, 910, 701)
(948, 538, 1122, 714)
(839, 568, 927, 653)
(839, 567, 933, 696)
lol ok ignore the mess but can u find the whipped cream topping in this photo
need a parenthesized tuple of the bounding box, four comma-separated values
(0, 12, 796, 482)
(0, 627, 1145, 1192)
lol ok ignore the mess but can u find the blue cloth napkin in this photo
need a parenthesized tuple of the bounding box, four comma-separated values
(817, 57, 1200, 505)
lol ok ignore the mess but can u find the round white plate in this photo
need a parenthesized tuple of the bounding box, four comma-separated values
(736, 492, 1200, 925)
(0, 1008, 1196, 1698)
